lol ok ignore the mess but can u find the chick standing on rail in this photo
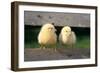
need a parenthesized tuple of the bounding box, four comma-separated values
(59, 26, 76, 48)
(38, 23, 57, 51)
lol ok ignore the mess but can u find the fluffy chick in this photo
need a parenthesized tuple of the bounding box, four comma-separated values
(59, 26, 76, 48)
(38, 23, 57, 50)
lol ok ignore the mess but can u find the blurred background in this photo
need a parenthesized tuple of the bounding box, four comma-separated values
(24, 11, 90, 49)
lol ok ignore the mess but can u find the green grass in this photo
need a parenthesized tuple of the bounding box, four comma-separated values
(25, 42, 39, 48)
(75, 35, 90, 48)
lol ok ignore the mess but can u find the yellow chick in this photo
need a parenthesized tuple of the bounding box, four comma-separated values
(59, 26, 76, 48)
(38, 23, 57, 50)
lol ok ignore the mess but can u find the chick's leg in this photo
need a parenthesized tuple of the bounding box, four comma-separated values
(54, 45, 57, 52)
(40, 45, 43, 49)
(40, 45, 45, 49)
(43, 46, 46, 50)
(54, 48, 57, 52)
(70, 44, 74, 53)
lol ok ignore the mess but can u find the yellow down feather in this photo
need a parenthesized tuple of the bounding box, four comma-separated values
(38, 23, 57, 49)
(59, 26, 76, 47)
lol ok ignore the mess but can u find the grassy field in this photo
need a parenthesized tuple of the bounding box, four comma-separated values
(24, 26, 90, 49)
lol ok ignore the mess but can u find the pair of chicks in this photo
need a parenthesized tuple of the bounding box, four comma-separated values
(38, 23, 76, 51)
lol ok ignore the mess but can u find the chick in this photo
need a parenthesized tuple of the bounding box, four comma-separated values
(38, 23, 57, 51)
(59, 26, 76, 48)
